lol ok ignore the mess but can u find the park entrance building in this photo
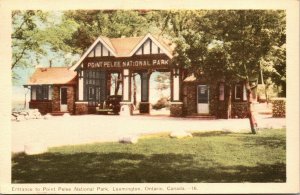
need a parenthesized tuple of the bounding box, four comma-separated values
(25, 33, 249, 118)
(70, 33, 184, 116)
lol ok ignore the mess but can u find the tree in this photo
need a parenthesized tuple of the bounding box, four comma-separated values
(207, 10, 285, 134)
(12, 10, 48, 80)
(166, 10, 286, 134)
(62, 10, 160, 54)
(12, 11, 78, 83)
(154, 72, 170, 98)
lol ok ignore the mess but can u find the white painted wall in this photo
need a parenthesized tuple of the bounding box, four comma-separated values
(243, 84, 247, 101)
(88, 50, 94, 57)
(102, 46, 109, 56)
(95, 44, 101, 57)
(123, 69, 129, 101)
(78, 71, 84, 101)
(48, 86, 53, 100)
(152, 42, 160, 54)
(31, 87, 36, 100)
(143, 39, 151, 54)
(136, 47, 142, 55)
(173, 74, 180, 101)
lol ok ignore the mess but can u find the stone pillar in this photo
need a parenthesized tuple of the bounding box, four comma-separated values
(120, 102, 133, 116)
(139, 71, 150, 113)
(52, 86, 60, 112)
(120, 69, 132, 115)
(75, 102, 88, 115)
(67, 86, 75, 114)
(170, 102, 183, 117)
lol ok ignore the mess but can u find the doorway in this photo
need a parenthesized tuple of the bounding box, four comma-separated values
(197, 85, 209, 114)
(60, 87, 68, 112)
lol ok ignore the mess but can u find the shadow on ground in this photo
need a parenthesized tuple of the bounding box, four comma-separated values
(12, 152, 285, 183)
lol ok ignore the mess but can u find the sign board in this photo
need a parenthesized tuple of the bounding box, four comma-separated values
(82, 55, 171, 70)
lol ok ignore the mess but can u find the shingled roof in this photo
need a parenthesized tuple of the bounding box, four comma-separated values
(25, 67, 77, 85)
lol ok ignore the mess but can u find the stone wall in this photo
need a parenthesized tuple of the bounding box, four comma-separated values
(29, 101, 52, 115)
(75, 102, 89, 115)
(183, 84, 197, 115)
(232, 102, 248, 118)
(88, 106, 96, 114)
(271, 98, 286, 118)
(52, 86, 60, 112)
(183, 82, 248, 119)
(208, 83, 218, 116)
(52, 85, 75, 114)
(67, 86, 75, 114)
(139, 102, 150, 113)
(170, 102, 183, 117)
(182, 82, 219, 116)
(215, 101, 228, 118)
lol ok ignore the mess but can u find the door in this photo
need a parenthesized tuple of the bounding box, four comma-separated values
(197, 85, 209, 114)
(60, 87, 68, 112)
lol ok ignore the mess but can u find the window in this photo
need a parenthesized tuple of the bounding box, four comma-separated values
(83, 70, 106, 106)
(35, 85, 49, 100)
(88, 86, 95, 100)
(235, 84, 245, 100)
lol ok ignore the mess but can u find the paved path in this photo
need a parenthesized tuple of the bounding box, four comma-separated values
(12, 114, 285, 153)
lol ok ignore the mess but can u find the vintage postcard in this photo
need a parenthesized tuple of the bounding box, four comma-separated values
(0, 0, 299, 194)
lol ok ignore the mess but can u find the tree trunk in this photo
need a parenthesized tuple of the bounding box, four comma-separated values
(264, 84, 269, 104)
(24, 88, 29, 109)
(245, 80, 257, 134)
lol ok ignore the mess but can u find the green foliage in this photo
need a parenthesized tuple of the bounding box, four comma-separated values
(63, 10, 161, 54)
(166, 10, 286, 88)
(152, 97, 170, 110)
(12, 10, 48, 70)
(12, 128, 285, 183)
(11, 11, 79, 83)
(154, 72, 170, 93)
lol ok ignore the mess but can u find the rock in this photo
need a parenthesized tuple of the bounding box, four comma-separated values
(12, 109, 43, 121)
(170, 131, 193, 139)
(11, 115, 17, 121)
(119, 136, 139, 144)
(24, 142, 48, 155)
(44, 114, 52, 120)
(16, 115, 25, 122)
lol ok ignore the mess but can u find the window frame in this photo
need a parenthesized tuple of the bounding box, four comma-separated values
(234, 84, 243, 100)
(35, 85, 49, 100)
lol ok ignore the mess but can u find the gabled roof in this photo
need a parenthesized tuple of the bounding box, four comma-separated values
(25, 67, 77, 85)
(70, 33, 174, 71)
(109, 36, 145, 56)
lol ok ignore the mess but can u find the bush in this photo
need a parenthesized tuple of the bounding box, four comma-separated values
(271, 98, 286, 118)
(152, 97, 170, 110)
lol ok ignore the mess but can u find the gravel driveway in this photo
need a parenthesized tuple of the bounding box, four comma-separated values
(12, 114, 285, 153)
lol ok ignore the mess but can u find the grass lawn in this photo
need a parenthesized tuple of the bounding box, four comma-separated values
(12, 128, 286, 183)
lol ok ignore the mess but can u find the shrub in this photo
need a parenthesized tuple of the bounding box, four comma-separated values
(152, 97, 170, 110)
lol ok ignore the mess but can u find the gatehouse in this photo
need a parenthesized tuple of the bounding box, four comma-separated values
(25, 33, 249, 118)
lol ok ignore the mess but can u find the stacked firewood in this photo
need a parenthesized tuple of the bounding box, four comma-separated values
(11, 109, 43, 121)
(271, 98, 286, 118)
